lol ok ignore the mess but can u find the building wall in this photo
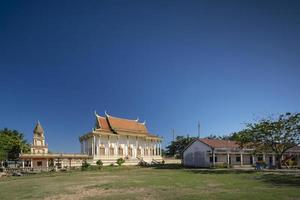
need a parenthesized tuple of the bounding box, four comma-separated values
(183, 140, 212, 167)
(81, 133, 162, 164)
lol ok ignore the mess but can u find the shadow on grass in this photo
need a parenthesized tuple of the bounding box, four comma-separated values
(151, 164, 300, 187)
(150, 164, 184, 170)
(259, 173, 300, 187)
(150, 164, 255, 174)
(186, 169, 257, 174)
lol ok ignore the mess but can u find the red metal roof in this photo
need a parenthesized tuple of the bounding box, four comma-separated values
(107, 116, 148, 133)
(199, 138, 239, 149)
(97, 116, 110, 130)
(96, 113, 148, 134)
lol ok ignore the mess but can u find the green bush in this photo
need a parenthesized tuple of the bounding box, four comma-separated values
(96, 160, 103, 169)
(81, 160, 91, 171)
(116, 158, 125, 166)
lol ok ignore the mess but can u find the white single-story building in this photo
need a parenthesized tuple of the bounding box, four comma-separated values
(182, 138, 300, 168)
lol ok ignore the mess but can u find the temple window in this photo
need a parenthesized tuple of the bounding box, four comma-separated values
(118, 146, 123, 156)
(137, 148, 141, 156)
(100, 146, 105, 156)
(128, 147, 133, 157)
(110, 146, 114, 156)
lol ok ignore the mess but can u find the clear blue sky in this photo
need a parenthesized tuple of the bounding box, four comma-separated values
(0, 0, 299, 152)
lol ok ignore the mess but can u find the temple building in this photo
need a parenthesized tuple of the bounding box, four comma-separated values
(20, 122, 90, 170)
(79, 111, 163, 165)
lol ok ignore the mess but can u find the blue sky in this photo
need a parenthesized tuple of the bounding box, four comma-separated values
(0, 0, 299, 152)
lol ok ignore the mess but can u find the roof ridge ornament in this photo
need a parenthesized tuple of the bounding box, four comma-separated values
(94, 110, 100, 117)
(142, 120, 146, 125)
(105, 110, 110, 117)
(135, 117, 139, 122)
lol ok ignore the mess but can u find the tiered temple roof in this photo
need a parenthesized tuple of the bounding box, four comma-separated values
(80, 111, 160, 140)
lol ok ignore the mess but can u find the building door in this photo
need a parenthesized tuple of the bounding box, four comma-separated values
(269, 156, 273, 167)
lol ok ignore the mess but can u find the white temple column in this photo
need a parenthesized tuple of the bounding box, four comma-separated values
(212, 151, 215, 167)
(272, 154, 275, 166)
(126, 136, 129, 156)
(22, 160, 25, 169)
(252, 155, 255, 165)
(91, 139, 94, 156)
(227, 153, 230, 167)
(30, 159, 33, 168)
(46, 159, 49, 169)
(144, 139, 147, 156)
(136, 137, 138, 157)
(99, 135, 101, 156)
(117, 136, 120, 156)
(92, 135, 95, 156)
(263, 153, 266, 162)
(240, 153, 243, 166)
(154, 142, 157, 156)
(108, 136, 110, 157)
(160, 142, 162, 156)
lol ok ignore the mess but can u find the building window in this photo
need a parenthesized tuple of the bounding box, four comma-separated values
(118, 146, 123, 156)
(137, 148, 141, 156)
(236, 157, 241, 162)
(128, 147, 133, 157)
(258, 156, 263, 161)
(100, 146, 105, 156)
(145, 148, 149, 156)
(109, 146, 114, 156)
(37, 161, 42, 167)
(210, 156, 217, 162)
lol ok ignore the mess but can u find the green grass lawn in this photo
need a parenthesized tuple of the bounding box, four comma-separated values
(0, 165, 300, 200)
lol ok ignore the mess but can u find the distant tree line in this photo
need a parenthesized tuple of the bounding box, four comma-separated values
(165, 112, 300, 168)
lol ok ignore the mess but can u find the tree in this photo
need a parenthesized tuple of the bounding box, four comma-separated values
(116, 158, 125, 166)
(0, 128, 30, 161)
(235, 113, 300, 168)
(165, 136, 195, 158)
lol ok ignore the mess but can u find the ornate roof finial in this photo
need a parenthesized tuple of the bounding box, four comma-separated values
(135, 117, 139, 122)
(94, 110, 100, 117)
(142, 120, 146, 125)
(105, 110, 110, 117)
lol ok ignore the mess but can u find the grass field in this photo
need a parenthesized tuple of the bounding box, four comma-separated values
(0, 165, 300, 200)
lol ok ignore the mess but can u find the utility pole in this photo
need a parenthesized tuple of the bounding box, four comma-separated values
(198, 121, 200, 138)
(172, 128, 175, 142)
